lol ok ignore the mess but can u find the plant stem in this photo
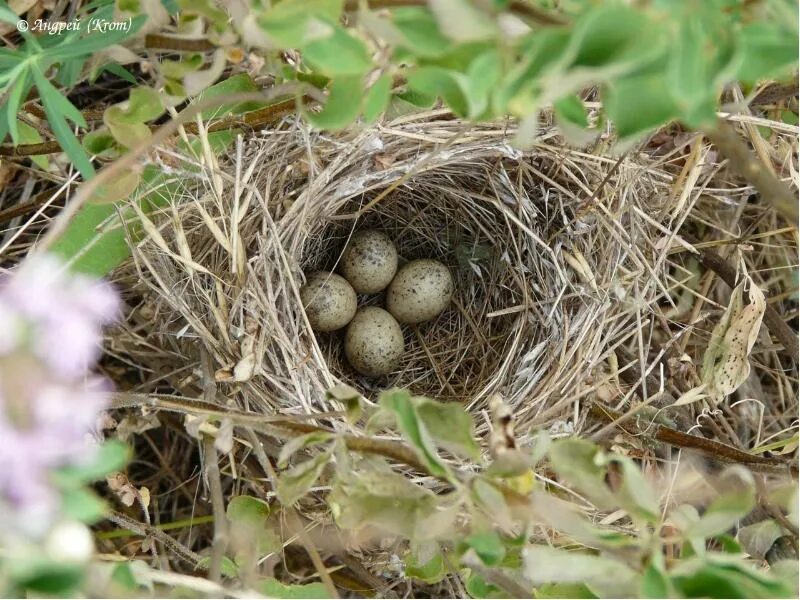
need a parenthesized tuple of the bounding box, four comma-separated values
(0, 98, 301, 157)
(202, 435, 229, 585)
(704, 120, 798, 225)
(590, 402, 797, 477)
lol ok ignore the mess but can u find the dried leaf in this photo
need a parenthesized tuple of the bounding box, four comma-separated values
(671, 385, 707, 407)
(702, 275, 766, 403)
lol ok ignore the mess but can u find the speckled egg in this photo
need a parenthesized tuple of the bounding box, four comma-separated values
(299, 271, 357, 332)
(387, 259, 453, 324)
(344, 307, 405, 376)
(340, 230, 399, 294)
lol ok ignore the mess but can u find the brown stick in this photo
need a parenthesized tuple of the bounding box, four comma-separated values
(0, 98, 301, 157)
(590, 402, 796, 477)
(144, 33, 215, 52)
(704, 120, 798, 225)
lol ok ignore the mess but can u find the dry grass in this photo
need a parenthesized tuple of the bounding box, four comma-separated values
(110, 111, 680, 432)
(88, 107, 798, 583)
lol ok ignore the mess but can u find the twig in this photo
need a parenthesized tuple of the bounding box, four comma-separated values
(589, 402, 796, 477)
(749, 79, 799, 107)
(112, 392, 434, 476)
(704, 120, 798, 224)
(202, 435, 229, 584)
(248, 430, 340, 599)
(107, 510, 203, 565)
(0, 188, 56, 225)
(0, 98, 301, 157)
(286, 509, 341, 600)
(144, 33, 215, 52)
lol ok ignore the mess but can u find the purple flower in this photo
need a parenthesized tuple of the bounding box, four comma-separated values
(0, 255, 119, 534)
(0, 255, 118, 378)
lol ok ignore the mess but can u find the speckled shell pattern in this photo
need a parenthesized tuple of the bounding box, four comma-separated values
(300, 271, 357, 332)
(340, 230, 399, 294)
(344, 307, 405, 376)
(387, 259, 454, 324)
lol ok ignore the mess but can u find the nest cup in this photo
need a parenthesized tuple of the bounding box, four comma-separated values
(301, 178, 546, 402)
(116, 116, 664, 427)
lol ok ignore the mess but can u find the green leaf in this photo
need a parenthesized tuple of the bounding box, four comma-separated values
(390, 7, 453, 58)
(50, 164, 177, 276)
(54, 440, 131, 485)
(378, 389, 451, 479)
(6, 69, 31, 145)
(257, 0, 344, 47)
(605, 73, 681, 140)
(83, 128, 121, 159)
(738, 520, 784, 559)
(191, 73, 264, 120)
(30, 65, 94, 179)
(670, 554, 793, 598)
(417, 398, 480, 459)
(405, 550, 446, 583)
(50, 204, 128, 275)
(104, 87, 164, 147)
(45, 17, 145, 60)
(565, 6, 662, 71)
(640, 562, 673, 598)
(276, 449, 331, 505)
(99, 62, 137, 84)
(496, 29, 570, 115)
(109, 87, 164, 124)
(677, 467, 756, 540)
(17, 564, 85, 596)
(464, 572, 507, 599)
(90, 170, 142, 205)
(547, 438, 616, 509)
(328, 467, 442, 539)
(226, 495, 270, 525)
(258, 577, 330, 599)
(303, 24, 373, 77)
(530, 491, 637, 549)
(326, 383, 362, 423)
(535, 583, 597, 599)
(463, 531, 506, 567)
(278, 431, 334, 467)
(665, 18, 728, 128)
(472, 478, 513, 530)
(363, 74, 393, 124)
(16, 120, 49, 169)
(305, 76, 363, 130)
(463, 49, 501, 118)
(395, 88, 437, 109)
(737, 22, 799, 83)
(407, 67, 468, 117)
(196, 555, 239, 578)
(554, 94, 588, 129)
(0, 3, 19, 25)
(523, 545, 639, 598)
(610, 456, 660, 522)
(110, 563, 139, 591)
(61, 487, 108, 523)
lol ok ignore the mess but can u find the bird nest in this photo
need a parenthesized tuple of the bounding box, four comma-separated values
(112, 111, 671, 430)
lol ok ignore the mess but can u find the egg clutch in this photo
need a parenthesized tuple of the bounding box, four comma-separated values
(299, 230, 454, 377)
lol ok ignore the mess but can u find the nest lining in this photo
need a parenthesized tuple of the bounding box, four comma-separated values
(114, 113, 673, 434)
